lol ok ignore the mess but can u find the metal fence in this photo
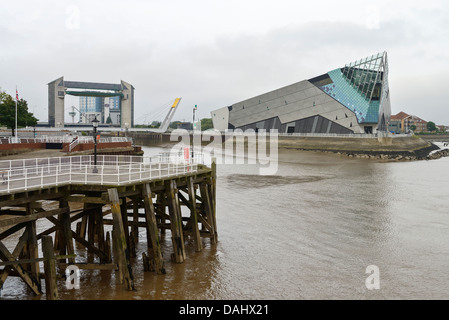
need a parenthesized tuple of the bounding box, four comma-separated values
(0, 152, 205, 194)
(0, 136, 133, 144)
(277, 132, 412, 138)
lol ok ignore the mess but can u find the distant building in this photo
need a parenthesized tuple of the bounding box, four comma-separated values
(47, 77, 134, 128)
(109, 96, 121, 110)
(389, 111, 429, 133)
(79, 96, 102, 124)
(211, 52, 391, 134)
(177, 122, 193, 130)
(389, 111, 409, 134)
(79, 96, 122, 125)
(405, 115, 428, 133)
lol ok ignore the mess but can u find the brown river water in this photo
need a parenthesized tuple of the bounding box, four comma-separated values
(1, 144, 448, 300)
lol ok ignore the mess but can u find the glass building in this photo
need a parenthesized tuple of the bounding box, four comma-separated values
(79, 96, 103, 123)
(211, 52, 391, 134)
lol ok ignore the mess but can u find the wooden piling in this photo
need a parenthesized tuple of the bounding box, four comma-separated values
(108, 188, 134, 290)
(60, 199, 76, 264)
(187, 177, 202, 252)
(42, 235, 58, 300)
(26, 204, 40, 281)
(165, 180, 186, 263)
(200, 182, 217, 244)
(0, 230, 42, 295)
(142, 183, 165, 274)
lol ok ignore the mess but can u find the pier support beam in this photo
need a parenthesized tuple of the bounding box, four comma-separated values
(108, 188, 135, 291)
(200, 182, 217, 244)
(165, 180, 186, 263)
(42, 235, 58, 300)
(187, 177, 202, 252)
(142, 183, 165, 274)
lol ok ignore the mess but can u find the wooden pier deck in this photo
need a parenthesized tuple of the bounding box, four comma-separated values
(0, 153, 217, 299)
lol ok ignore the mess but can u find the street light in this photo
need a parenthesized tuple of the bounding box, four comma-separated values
(92, 116, 99, 173)
(192, 105, 197, 159)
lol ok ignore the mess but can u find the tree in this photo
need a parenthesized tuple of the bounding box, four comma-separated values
(410, 124, 417, 132)
(200, 118, 214, 131)
(106, 115, 112, 124)
(427, 121, 437, 132)
(151, 121, 161, 128)
(169, 121, 182, 129)
(0, 89, 39, 136)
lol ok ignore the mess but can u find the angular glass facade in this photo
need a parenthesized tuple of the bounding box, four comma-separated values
(212, 51, 392, 134)
(311, 52, 391, 130)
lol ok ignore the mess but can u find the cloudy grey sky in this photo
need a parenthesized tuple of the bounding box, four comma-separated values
(1, 0, 448, 125)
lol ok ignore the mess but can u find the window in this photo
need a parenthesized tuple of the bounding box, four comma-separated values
(364, 126, 373, 134)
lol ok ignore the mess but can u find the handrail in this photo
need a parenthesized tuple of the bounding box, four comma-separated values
(0, 136, 134, 144)
(0, 152, 205, 195)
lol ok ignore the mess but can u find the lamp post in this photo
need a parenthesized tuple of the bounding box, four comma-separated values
(192, 105, 197, 159)
(92, 116, 99, 173)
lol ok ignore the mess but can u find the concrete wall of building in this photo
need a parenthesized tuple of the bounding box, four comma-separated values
(211, 106, 230, 131)
(48, 77, 65, 128)
(212, 80, 362, 133)
(48, 78, 134, 128)
(120, 80, 134, 129)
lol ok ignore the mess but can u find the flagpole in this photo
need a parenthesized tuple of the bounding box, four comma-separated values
(15, 86, 18, 140)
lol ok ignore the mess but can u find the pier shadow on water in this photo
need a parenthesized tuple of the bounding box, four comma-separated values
(226, 174, 331, 189)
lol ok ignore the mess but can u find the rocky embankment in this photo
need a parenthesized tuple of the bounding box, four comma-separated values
(333, 143, 446, 161)
(278, 136, 448, 161)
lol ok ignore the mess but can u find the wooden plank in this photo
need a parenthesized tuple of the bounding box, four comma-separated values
(71, 231, 107, 260)
(0, 207, 70, 228)
(188, 177, 202, 252)
(42, 235, 58, 300)
(0, 236, 42, 295)
(165, 180, 185, 263)
(0, 192, 66, 208)
(95, 205, 106, 263)
(0, 229, 29, 287)
(108, 188, 134, 291)
(208, 176, 218, 242)
(0, 222, 27, 241)
(0, 255, 75, 266)
(105, 231, 112, 263)
(60, 199, 76, 264)
(142, 184, 165, 274)
(67, 196, 109, 204)
(132, 198, 139, 240)
(26, 204, 40, 281)
(59, 263, 118, 271)
(120, 197, 134, 258)
(200, 182, 216, 244)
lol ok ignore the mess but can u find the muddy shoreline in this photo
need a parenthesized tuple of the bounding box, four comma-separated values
(282, 143, 447, 161)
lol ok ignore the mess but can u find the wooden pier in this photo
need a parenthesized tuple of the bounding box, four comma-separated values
(0, 153, 217, 299)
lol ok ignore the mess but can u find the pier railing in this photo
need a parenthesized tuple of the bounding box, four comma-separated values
(0, 136, 133, 144)
(0, 152, 205, 194)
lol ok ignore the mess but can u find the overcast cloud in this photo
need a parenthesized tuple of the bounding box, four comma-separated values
(1, 0, 448, 125)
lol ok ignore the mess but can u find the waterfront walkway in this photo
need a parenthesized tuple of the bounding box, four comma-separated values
(0, 153, 203, 195)
(0, 151, 216, 299)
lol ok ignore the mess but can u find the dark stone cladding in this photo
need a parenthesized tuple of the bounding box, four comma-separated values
(232, 115, 354, 134)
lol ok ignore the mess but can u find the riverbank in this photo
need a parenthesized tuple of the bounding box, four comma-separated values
(276, 135, 446, 161)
